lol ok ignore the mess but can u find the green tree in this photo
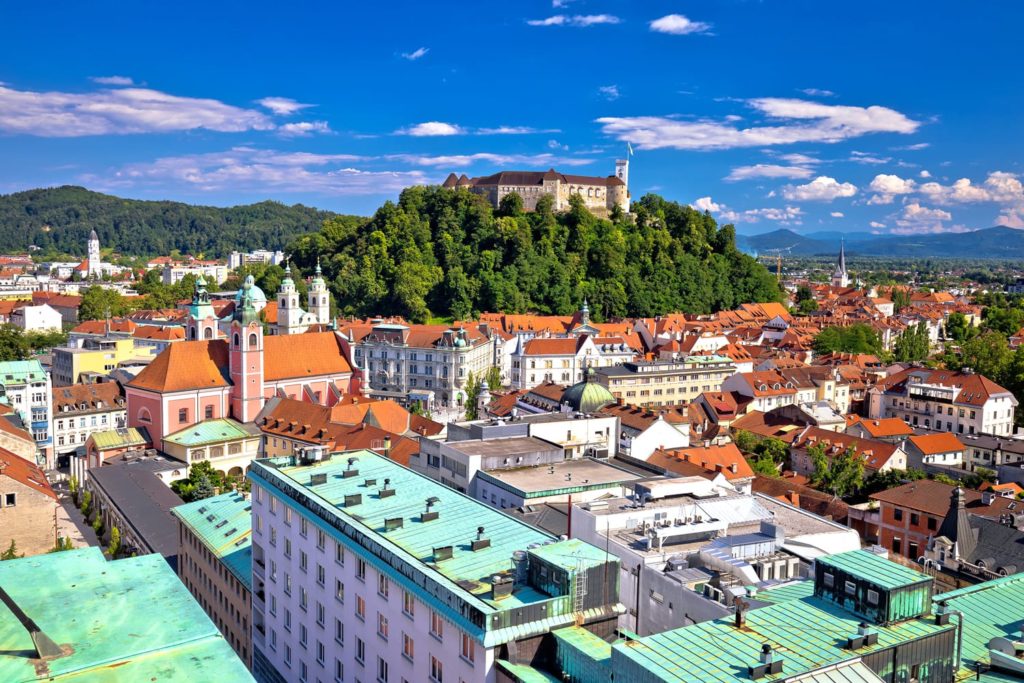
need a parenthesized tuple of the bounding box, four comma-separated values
(945, 312, 972, 342)
(79, 490, 92, 515)
(171, 460, 224, 502)
(49, 536, 74, 553)
(864, 468, 927, 495)
(808, 443, 865, 497)
(0, 324, 29, 361)
(498, 192, 524, 217)
(750, 452, 780, 478)
(933, 473, 958, 486)
(24, 329, 69, 353)
(755, 437, 789, 464)
(795, 284, 814, 305)
(797, 298, 819, 314)
(891, 288, 911, 313)
(107, 526, 121, 557)
(951, 331, 1012, 380)
(79, 286, 131, 321)
(0, 539, 22, 560)
(814, 324, 882, 355)
(485, 365, 502, 391)
(733, 429, 761, 454)
(893, 322, 931, 363)
(463, 371, 480, 420)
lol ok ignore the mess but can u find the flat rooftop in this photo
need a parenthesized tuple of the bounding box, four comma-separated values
(445, 436, 561, 458)
(0, 548, 252, 682)
(479, 458, 641, 495)
(173, 491, 253, 591)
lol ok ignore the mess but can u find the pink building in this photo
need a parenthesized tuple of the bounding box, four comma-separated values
(125, 280, 357, 448)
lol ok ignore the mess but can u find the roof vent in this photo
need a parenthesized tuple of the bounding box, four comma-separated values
(310, 473, 327, 486)
(433, 545, 453, 562)
(748, 643, 783, 679)
(343, 494, 362, 507)
(364, 478, 377, 487)
(422, 497, 440, 522)
(492, 574, 514, 600)
(471, 526, 491, 551)
(379, 478, 396, 499)
(343, 457, 359, 478)
(384, 517, 403, 531)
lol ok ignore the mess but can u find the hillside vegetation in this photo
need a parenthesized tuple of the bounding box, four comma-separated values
(0, 186, 336, 258)
(287, 187, 782, 322)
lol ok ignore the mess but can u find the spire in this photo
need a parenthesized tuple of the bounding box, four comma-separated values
(315, 257, 322, 276)
(937, 486, 976, 561)
(581, 297, 590, 326)
(838, 238, 847, 274)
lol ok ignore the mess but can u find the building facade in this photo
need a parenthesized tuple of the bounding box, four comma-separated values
(249, 449, 622, 683)
(52, 382, 127, 469)
(0, 359, 52, 467)
(595, 355, 736, 409)
(0, 447, 58, 556)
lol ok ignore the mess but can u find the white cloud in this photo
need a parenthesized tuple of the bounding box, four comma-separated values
(384, 152, 593, 168)
(799, 88, 835, 97)
(849, 150, 891, 165)
(401, 47, 429, 61)
(776, 153, 819, 166)
(725, 164, 813, 182)
(691, 197, 721, 212)
(867, 173, 917, 204)
(476, 125, 559, 135)
(86, 147, 426, 196)
(396, 121, 465, 136)
(893, 142, 929, 151)
(256, 97, 313, 116)
(830, 211, 844, 218)
(597, 98, 919, 151)
(527, 14, 620, 27)
(547, 139, 568, 151)
(894, 202, 953, 233)
(919, 170, 931, 178)
(917, 173, 1023, 205)
(649, 14, 711, 35)
(870, 221, 886, 229)
(997, 209, 1024, 229)
(0, 83, 275, 137)
(277, 121, 332, 137)
(782, 176, 857, 201)
(90, 75, 135, 86)
(598, 85, 621, 101)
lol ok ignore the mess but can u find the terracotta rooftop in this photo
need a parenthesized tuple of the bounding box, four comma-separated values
(0, 447, 56, 500)
(648, 442, 754, 481)
(871, 479, 1020, 518)
(53, 382, 124, 413)
(907, 432, 966, 455)
(846, 416, 915, 438)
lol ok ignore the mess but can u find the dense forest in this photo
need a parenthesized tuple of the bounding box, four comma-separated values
(0, 186, 337, 257)
(287, 187, 782, 322)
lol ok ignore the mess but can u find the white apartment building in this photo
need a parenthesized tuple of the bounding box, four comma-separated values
(162, 262, 229, 286)
(10, 304, 62, 332)
(510, 335, 635, 389)
(0, 359, 53, 467)
(342, 322, 497, 409)
(249, 449, 622, 683)
(229, 249, 285, 270)
(52, 382, 126, 470)
(868, 367, 1018, 436)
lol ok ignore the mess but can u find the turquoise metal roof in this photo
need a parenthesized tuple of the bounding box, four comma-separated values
(164, 418, 255, 447)
(935, 573, 1024, 681)
(172, 491, 253, 590)
(528, 537, 610, 573)
(496, 660, 564, 682)
(0, 359, 47, 385)
(755, 580, 816, 605)
(817, 550, 931, 590)
(250, 450, 620, 646)
(787, 660, 885, 683)
(612, 593, 953, 682)
(0, 547, 252, 682)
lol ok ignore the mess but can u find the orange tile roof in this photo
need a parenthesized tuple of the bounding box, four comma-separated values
(648, 443, 754, 481)
(846, 416, 914, 438)
(792, 426, 901, 471)
(330, 399, 412, 435)
(907, 432, 965, 455)
(264, 332, 351, 381)
(0, 447, 56, 500)
(0, 415, 34, 444)
(128, 340, 230, 392)
(980, 481, 1024, 496)
(72, 319, 137, 335)
(52, 382, 124, 412)
(522, 337, 582, 356)
(132, 325, 185, 341)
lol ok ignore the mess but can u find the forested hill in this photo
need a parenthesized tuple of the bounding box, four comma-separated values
(0, 186, 337, 257)
(287, 188, 783, 322)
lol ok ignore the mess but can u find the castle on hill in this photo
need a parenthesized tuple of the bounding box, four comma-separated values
(442, 159, 630, 216)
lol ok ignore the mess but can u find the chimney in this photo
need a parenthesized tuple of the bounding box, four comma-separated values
(787, 491, 800, 507)
(383, 435, 392, 456)
(734, 596, 748, 628)
(472, 526, 491, 551)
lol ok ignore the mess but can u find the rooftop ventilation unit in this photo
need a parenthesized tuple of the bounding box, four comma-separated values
(380, 478, 395, 498)
(422, 497, 441, 522)
(310, 473, 327, 486)
(343, 457, 359, 478)
(384, 517, 404, 531)
(433, 545, 453, 562)
(343, 494, 362, 507)
(471, 526, 491, 551)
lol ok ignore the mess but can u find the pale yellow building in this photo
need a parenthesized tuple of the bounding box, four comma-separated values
(595, 355, 737, 409)
(51, 337, 158, 386)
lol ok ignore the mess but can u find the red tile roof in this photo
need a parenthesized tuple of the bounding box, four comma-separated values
(522, 337, 583, 356)
(871, 479, 1019, 518)
(846, 416, 915, 438)
(0, 448, 56, 500)
(648, 443, 754, 481)
(132, 325, 185, 341)
(907, 432, 965, 455)
(792, 426, 901, 471)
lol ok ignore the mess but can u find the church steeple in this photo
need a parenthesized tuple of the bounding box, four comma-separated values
(831, 239, 850, 288)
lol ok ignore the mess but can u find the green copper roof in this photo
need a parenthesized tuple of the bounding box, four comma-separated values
(561, 367, 615, 413)
(0, 359, 47, 385)
(935, 573, 1024, 681)
(88, 426, 148, 451)
(0, 547, 252, 682)
(496, 660, 563, 683)
(612, 592, 952, 682)
(164, 418, 255, 448)
(817, 550, 931, 591)
(754, 580, 816, 605)
(173, 491, 253, 590)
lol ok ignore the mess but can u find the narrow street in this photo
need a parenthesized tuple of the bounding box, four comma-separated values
(50, 480, 101, 549)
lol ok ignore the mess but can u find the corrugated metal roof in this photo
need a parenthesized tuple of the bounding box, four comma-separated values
(935, 572, 1024, 680)
(786, 660, 885, 682)
(172, 491, 252, 590)
(0, 359, 47, 384)
(164, 418, 257, 447)
(755, 580, 816, 604)
(817, 550, 931, 590)
(0, 548, 252, 682)
(553, 625, 613, 661)
(495, 660, 563, 683)
(89, 426, 148, 450)
(612, 593, 952, 682)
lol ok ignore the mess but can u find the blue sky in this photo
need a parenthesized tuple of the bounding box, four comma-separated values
(2, 1, 1023, 235)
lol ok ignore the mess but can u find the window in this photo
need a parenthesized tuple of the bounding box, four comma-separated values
(893, 508, 903, 522)
(357, 558, 366, 581)
(335, 579, 345, 603)
(284, 538, 291, 558)
(317, 563, 325, 586)
(823, 572, 834, 588)
(316, 601, 325, 626)
(284, 609, 292, 632)
(204, 405, 214, 419)
(430, 655, 443, 682)
(867, 589, 879, 606)
(844, 581, 856, 596)
(300, 661, 307, 682)
(300, 588, 308, 611)
(910, 512, 920, 526)
(178, 407, 188, 423)
(300, 550, 308, 572)
(284, 572, 292, 596)
(402, 633, 414, 660)
(378, 574, 389, 599)
(336, 542, 345, 565)
(284, 644, 292, 667)
(355, 637, 365, 665)
(300, 624, 308, 647)
(356, 595, 365, 620)
(402, 591, 415, 617)
(335, 618, 344, 644)
(3, 493, 15, 507)
(461, 634, 475, 664)
(317, 640, 325, 665)
(377, 656, 389, 683)
(300, 517, 308, 537)
(430, 611, 444, 639)
(377, 613, 389, 640)
(335, 659, 344, 682)
(893, 537, 902, 555)
(317, 529, 326, 551)
(927, 517, 937, 531)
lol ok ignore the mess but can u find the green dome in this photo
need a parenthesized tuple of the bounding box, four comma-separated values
(561, 367, 614, 413)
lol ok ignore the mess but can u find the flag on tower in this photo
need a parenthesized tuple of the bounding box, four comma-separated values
(627, 142, 634, 156)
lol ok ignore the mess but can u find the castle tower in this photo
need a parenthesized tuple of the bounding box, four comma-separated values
(276, 264, 303, 335)
(831, 240, 850, 288)
(309, 258, 330, 325)
(186, 275, 219, 340)
(477, 379, 491, 417)
(87, 229, 101, 278)
(615, 158, 629, 188)
(229, 284, 264, 423)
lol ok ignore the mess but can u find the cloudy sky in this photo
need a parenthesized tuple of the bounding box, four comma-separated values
(1, 1, 1022, 234)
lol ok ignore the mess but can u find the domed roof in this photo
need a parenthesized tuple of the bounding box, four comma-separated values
(561, 367, 614, 414)
(235, 274, 267, 304)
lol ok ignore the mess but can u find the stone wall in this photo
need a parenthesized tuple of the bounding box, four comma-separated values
(0, 481, 57, 556)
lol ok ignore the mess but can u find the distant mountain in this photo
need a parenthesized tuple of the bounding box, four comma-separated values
(737, 226, 1024, 259)
(0, 186, 339, 258)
